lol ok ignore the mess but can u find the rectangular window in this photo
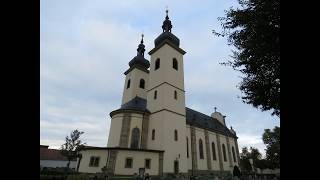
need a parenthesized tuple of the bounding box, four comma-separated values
(89, 156, 100, 167)
(145, 159, 151, 169)
(125, 158, 133, 168)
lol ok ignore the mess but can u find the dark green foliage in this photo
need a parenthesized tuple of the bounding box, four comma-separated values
(40, 175, 67, 180)
(263, 126, 280, 168)
(61, 129, 86, 168)
(40, 167, 77, 175)
(214, 0, 280, 117)
(66, 174, 90, 180)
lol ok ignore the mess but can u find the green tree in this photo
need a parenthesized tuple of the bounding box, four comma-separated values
(214, 0, 280, 117)
(239, 147, 262, 172)
(61, 129, 86, 169)
(263, 126, 280, 168)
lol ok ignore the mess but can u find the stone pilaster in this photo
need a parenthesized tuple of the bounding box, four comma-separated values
(216, 134, 224, 172)
(106, 150, 118, 175)
(226, 136, 233, 169)
(159, 152, 164, 176)
(190, 126, 198, 171)
(119, 113, 131, 147)
(204, 130, 212, 170)
(140, 114, 149, 149)
(234, 138, 240, 165)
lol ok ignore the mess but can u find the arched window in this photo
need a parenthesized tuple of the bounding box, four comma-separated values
(174, 130, 178, 141)
(152, 129, 155, 140)
(212, 142, 217, 160)
(232, 146, 236, 162)
(173, 58, 178, 70)
(222, 144, 227, 162)
(154, 90, 157, 99)
(126, 79, 131, 89)
(174, 90, 177, 100)
(199, 139, 204, 159)
(186, 137, 189, 158)
(155, 58, 160, 70)
(139, 79, 145, 89)
(130, 128, 140, 149)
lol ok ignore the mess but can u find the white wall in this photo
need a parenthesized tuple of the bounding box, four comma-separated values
(194, 127, 207, 170)
(107, 114, 123, 147)
(186, 125, 192, 170)
(185, 125, 239, 172)
(122, 68, 149, 105)
(219, 136, 231, 171)
(147, 112, 165, 150)
(128, 113, 144, 148)
(161, 111, 188, 174)
(78, 149, 109, 174)
(208, 131, 220, 171)
(114, 150, 159, 176)
(148, 44, 185, 91)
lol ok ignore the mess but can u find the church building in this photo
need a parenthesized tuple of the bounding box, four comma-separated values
(77, 11, 240, 177)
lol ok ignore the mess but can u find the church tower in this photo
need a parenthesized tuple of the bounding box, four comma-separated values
(121, 35, 150, 105)
(146, 10, 188, 174)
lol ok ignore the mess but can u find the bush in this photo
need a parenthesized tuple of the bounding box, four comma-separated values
(40, 167, 78, 176)
(66, 174, 90, 180)
(40, 175, 67, 180)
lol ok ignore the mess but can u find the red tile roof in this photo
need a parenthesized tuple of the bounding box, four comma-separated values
(40, 145, 68, 161)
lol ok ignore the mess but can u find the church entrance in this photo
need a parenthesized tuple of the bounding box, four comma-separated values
(174, 160, 179, 174)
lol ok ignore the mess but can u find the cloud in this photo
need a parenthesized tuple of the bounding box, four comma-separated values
(237, 134, 267, 158)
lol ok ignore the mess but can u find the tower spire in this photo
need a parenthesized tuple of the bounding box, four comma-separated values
(162, 7, 172, 32)
(137, 33, 145, 56)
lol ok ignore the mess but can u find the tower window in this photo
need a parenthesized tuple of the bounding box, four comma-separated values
(173, 58, 178, 70)
(126, 79, 131, 89)
(154, 90, 157, 99)
(130, 128, 140, 149)
(155, 58, 160, 70)
(199, 139, 204, 159)
(139, 79, 145, 89)
(222, 144, 227, 162)
(152, 129, 155, 140)
(174, 90, 177, 100)
(174, 130, 178, 141)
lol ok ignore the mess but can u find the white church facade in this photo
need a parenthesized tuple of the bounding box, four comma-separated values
(77, 11, 240, 177)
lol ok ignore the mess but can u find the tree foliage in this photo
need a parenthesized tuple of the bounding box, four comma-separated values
(61, 129, 86, 168)
(239, 147, 262, 172)
(263, 126, 280, 168)
(214, 0, 280, 117)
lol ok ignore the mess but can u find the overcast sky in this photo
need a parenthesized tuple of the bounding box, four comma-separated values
(40, 0, 279, 156)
